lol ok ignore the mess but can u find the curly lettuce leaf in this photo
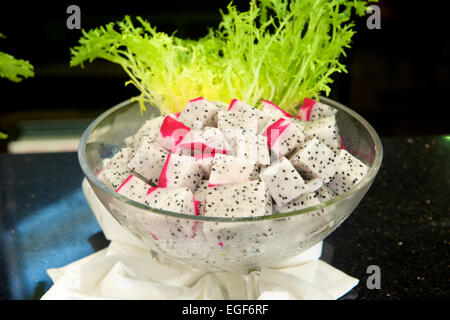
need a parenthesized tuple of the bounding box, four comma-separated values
(0, 33, 34, 83)
(1, 33, 35, 139)
(70, 0, 373, 114)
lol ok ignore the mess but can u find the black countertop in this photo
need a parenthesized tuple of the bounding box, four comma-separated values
(0, 135, 448, 300)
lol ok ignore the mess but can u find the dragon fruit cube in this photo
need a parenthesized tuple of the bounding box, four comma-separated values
(115, 174, 152, 203)
(98, 147, 133, 190)
(228, 99, 272, 131)
(208, 154, 256, 186)
(315, 185, 337, 203)
(125, 116, 164, 151)
(175, 127, 232, 156)
(261, 99, 294, 119)
(223, 128, 270, 166)
(193, 153, 215, 179)
(203, 179, 273, 248)
(217, 110, 258, 131)
(261, 117, 305, 160)
(304, 115, 340, 153)
(142, 186, 198, 240)
(158, 153, 205, 191)
(296, 98, 337, 121)
(193, 180, 209, 216)
(127, 137, 169, 186)
(328, 149, 369, 195)
(156, 115, 191, 152)
(177, 97, 219, 129)
(259, 157, 309, 206)
(275, 192, 321, 213)
(289, 138, 340, 183)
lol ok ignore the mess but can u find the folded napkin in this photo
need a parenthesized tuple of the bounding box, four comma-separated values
(41, 179, 359, 300)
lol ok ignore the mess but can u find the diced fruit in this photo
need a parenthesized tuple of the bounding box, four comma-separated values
(259, 157, 309, 206)
(304, 115, 340, 153)
(208, 154, 256, 186)
(177, 97, 219, 129)
(296, 98, 337, 121)
(158, 153, 205, 191)
(127, 137, 169, 185)
(328, 149, 369, 195)
(289, 138, 340, 183)
(156, 115, 191, 151)
(261, 99, 294, 119)
(261, 117, 305, 159)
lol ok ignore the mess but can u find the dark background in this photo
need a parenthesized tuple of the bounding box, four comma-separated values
(0, 1, 449, 152)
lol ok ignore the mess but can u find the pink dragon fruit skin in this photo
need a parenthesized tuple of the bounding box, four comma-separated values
(259, 157, 310, 206)
(203, 179, 273, 248)
(177, 97, 220, 129)
(296, 98, 337, 121)
(156, 115, 191, 151)
(261, 99, 294, 119)
(208, 154, 256, 186)
(289, 138, 340, 184)
(127, 137, 169, 186)
(158, 153, 205, 191)
(261, 117, 305, 160)
(328, 149, 369, 195)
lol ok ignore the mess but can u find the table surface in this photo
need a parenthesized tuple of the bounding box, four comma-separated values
(0, 135, 448, 300)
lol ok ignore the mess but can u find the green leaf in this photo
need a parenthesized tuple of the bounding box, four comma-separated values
(0, 33, 35, 83)
(0, 131, 8, 139)
(70, 0, 373, 115)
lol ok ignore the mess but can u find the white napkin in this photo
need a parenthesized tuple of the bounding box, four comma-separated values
(41, 179, 359, 300)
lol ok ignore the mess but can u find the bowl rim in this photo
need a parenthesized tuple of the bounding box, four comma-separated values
(78, 96, 383, 222)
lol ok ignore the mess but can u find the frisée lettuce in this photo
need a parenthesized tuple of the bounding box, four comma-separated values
(70, 0, 373, 115)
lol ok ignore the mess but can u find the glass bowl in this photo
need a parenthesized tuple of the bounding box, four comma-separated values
(78, 96, 383, 273)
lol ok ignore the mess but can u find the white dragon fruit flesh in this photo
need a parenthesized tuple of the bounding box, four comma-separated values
(289, 138, 340, 183)
(261, 117, 305, 160)
(193, 179, 209, 216)
(127, 137, 169, 186)
(304, 115, 340, 153)
(315, 185, 337, 203)
(223, 128, 270, 166)
(158, 153, 205, 191)
(125, 116, 164, 151)
(177, 97, 219, 129)
(203, 179, 273, 248)
(217, 110, 258, 131)
(228, 99, 272, 131)
(296, 98, 337, 121)
(328, 149, 369, 195)
(175, 127, 232, 156)
(208, 154, 256, 186)
(259, 157, 310, 206)
(156, 115, 192, 152)
(115, 174, 152, 203)
(261, 99, 294, 119)
(98, 147, 133, 190)
(143, 187, 198, 239)
(115, 174, 200, 240)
